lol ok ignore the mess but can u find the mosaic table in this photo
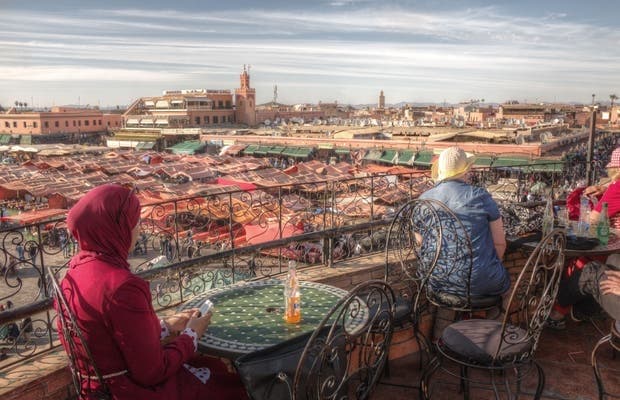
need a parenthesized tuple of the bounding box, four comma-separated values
(178, 279, 352, 358)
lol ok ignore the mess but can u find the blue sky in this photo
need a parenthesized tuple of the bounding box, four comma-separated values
(1, 0, 619, 107)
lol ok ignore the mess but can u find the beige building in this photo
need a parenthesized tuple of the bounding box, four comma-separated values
(0, 106, 121, 136)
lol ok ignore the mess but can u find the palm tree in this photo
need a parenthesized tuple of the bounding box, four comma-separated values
(14, 100, 18, 108)
(23, 102, 28, 109)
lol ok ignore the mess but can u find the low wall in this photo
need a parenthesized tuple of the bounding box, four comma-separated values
(0, 250, 530, 400)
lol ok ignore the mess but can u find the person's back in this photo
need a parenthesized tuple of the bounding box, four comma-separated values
(419, 146, 510, 298)
(420, 180, 509, 297)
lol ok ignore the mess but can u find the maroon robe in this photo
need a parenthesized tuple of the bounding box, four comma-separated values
(57, 184, 246, 399)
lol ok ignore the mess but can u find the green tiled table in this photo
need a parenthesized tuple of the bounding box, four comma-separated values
(179, 279, 351, 358)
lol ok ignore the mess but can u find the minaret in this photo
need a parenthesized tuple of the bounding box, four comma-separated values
(379, 90, 385, 109)
(235, 65, 256, 126)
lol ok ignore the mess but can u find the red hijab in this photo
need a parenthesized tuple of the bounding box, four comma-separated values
(67, 184, 140, 270)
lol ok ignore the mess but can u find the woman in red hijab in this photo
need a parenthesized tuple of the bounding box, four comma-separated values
(58, 184, 247, 399)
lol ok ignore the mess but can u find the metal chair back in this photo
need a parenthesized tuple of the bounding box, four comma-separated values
(47, 266, 111, 400)
(293, 280, 396, 400)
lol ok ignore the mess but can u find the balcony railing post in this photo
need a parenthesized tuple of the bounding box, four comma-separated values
(370, 175, 375, 221)
(173, 199, 181, 262)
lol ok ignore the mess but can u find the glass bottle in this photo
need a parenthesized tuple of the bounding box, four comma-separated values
(284, 260, 301, 324)
(542, 195, 554, 238)
(578, 194, 590, 236)
(596, 202, 610, 245)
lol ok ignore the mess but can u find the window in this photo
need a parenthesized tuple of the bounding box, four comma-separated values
(226, 100, 231, 108)
(93, 119, 96, 126)
(73, 120, 76, 127)
(55, 121, 59, 127)
(204, 116, 209, 124)
(218, 101, 223, 108)
(33, 122, 38, 128)
(24, 122, 27, 128)
(4, 122, 8, 128)
(65, 121, 69, 127)
(228, 115, 233, 123)
(107, 121, 110, 126)
(85, 120, 89, 126)
(98, 119, 102, 125)
(78, 120, 81, 126)
(213, 116, 219, 124)
(195, 117, 201, 125)
(44, 122, 49, 128)
(13, 122, 17, 128)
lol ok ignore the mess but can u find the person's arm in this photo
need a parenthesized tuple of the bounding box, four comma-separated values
(490, 217, 507, 260)
(601, 270, 620, 296)
(106, 277, 196, 387)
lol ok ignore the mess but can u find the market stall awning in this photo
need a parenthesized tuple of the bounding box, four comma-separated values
(379, 150, 397, 164)
(292, 147, 313, 158)
(396, 150, 415, 165)
(318, 143, 334, 149)
(412, 150, 434, 166)
(135, 142, 156, 150)
(473, 154, 495, 167)
(243, 144, 259, 155)
(492, 156, 530, 168)
(525, 159, 564, 172)
(1, 208, 67, 225)
(364, 149, 383, 161)
(166, 140, 205, 155)
(281, 147, 299, 157)
(267, 146, 286, 155)
(253, 146, 271, 156)
(334, 147, 351, 154)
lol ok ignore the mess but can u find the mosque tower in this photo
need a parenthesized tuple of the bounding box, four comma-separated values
(379, 90, 385, 109)
(235, 65, 256, 126)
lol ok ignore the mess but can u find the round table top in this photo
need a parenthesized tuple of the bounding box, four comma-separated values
(178, 279, 352, 358)
(522, 230, 620, 257)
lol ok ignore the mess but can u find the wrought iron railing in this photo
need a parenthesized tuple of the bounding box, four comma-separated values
(0, 152, 613, 371)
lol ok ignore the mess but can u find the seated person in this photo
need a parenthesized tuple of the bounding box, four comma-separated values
(419, 147, 510, 299)
(56, 184, 247, 400)
(549, 147, 620, 328)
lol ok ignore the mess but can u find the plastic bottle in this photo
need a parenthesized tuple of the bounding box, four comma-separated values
(596, 202, 610, 245)
(284, 260, 301, 324)
(542, 195, 554, 238)
(578, 194, 590, 236)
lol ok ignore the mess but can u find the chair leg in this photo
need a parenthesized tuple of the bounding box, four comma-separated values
(591, 334, 612, 400)
(420, 355, 441, 400)
(533, 361, 545, 400)
(460, 365, 470, 400)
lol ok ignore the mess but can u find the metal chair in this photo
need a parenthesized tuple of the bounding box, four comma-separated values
(591, 320, 620, 399)
(234, 280, 396, 400)
(418, 199, 503, 317)
(47, 266, 112, 400)
(294, 279, 395, 399)
(421, 228, 566, 400)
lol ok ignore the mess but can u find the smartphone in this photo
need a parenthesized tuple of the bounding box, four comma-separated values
(198, 299, 214, 317)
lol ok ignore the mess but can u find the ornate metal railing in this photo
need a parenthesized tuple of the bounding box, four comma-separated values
(0, 152, 613, 371)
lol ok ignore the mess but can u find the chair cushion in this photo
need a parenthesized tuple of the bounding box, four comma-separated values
(428, 291, 501, 310)
(440, 319, 532, 365)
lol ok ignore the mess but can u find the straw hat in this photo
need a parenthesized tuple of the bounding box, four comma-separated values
(431, 146, 476, 182)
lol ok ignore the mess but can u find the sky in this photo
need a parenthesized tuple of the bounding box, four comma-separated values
(1, 0, 619, 108)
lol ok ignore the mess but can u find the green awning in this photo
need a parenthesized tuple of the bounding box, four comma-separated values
(167, 140, 205, 155)
(253, 146, 271, 156)
(412, 150, 434, 166)
(267, 146, 285, 155)
(473, 155, 495, 167)
(292, 147, 313, 158)
(243, 144, 259, 155)
(135, 141, 156, 150)
(0, 135, 11, 144)
(492, 157, 529, 168)
(318, 143, 334, 149)
(525, 159, 565, 172)
(334, 147, 351, 154)
(281, 147, 299, 157)
(364, 149, 383, 161)
(379, 150, 397, 164)
(20, 135, 32, 145)
(396, 150, 415, 165)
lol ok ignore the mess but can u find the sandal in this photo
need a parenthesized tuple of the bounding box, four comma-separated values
(546, 316, 566, 330)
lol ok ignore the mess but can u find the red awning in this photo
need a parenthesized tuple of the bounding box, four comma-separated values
(216, 177, 257, 191)
(244, 223, 303, 245)
(1, 208, 67, 225)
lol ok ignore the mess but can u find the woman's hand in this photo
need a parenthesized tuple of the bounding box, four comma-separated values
(164, 309, 197, 334)
(186, 310, 212, 338)
(584, 184, 606, 198)
(601, 270, 620, 296)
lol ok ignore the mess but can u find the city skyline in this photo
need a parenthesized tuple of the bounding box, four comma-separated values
(1, 0, 619, 108)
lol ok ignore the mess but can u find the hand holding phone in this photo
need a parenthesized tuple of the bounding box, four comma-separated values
(198, 299, 214, 317)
